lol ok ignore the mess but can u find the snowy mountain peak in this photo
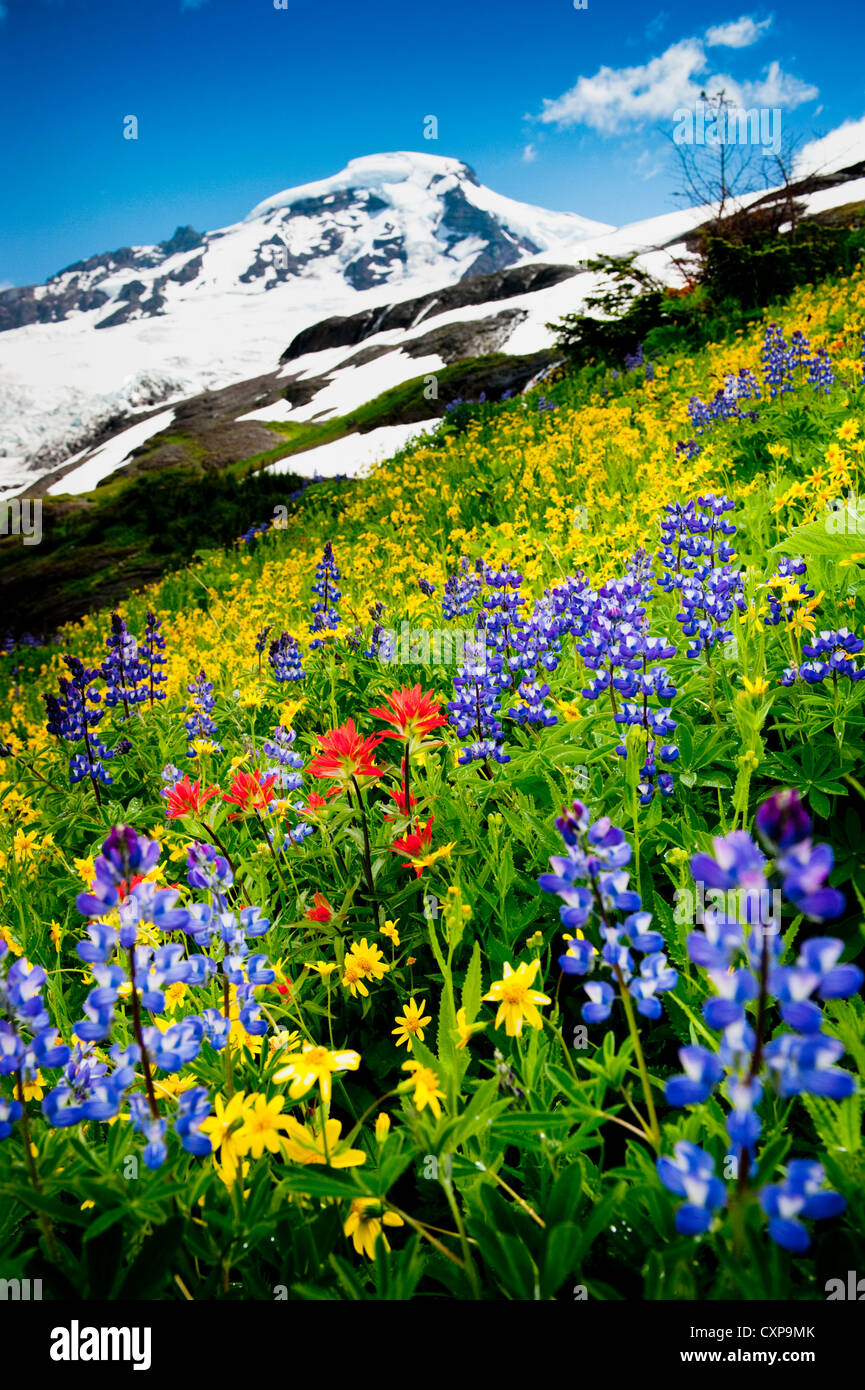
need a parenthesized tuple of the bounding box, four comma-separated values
(244, 151, 482, 221)
(0, 153, 618, 489)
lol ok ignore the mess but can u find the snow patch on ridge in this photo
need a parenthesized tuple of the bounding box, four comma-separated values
(266, 420, 439, 479)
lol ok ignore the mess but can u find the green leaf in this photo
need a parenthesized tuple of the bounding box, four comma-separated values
(461, 939, 482, 1025)
(541, 1222, 583, 1297)
(769, 508, 865, 559)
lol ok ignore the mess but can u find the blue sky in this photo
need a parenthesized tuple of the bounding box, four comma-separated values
(0, 0, 862, 286)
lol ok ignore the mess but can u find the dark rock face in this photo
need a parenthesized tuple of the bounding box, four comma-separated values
(0, 281, 110, 331)
(55, 246, 147, 277)
(239, 228, 345, 285)
(159, 225, 205, 256)
(0, 229, 206, 333)
(344, 235, 408, 290)
(281, 262, 578, 360)
(401, 308, 527, 363)
(436, 185, 540, 277)
(117, 280, 147, 302)
(95, 277, 167, 329)
(169, 255, 203, 285)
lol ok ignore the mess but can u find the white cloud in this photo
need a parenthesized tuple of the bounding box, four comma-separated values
(522, 143, 537, 163)
(739, 60, 817, 109)
(705, 16, 772, 48)
(540, 38, 707, 133)
(538, 33, 816, 134)
(794, 114, 865, 177)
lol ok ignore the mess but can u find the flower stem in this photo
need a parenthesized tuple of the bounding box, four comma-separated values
(15, 1070, 60, 1262)
(440, 1175, 482, 1299)
(350, 774, 380, 922)
(255, 808, 290, 911)
(127, 948, 160, 1121)
(613, 962, 661, 1149)
(223, 974, 235, 1098)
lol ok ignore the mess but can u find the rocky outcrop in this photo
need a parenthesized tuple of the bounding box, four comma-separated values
(281, 262, 578, 360)
(0, 282, 110, 332)
(95, 277, 168, 329)
(400, 308, 528, 364)
(0, 228, 205, 333)
(436, 184, 541, 276)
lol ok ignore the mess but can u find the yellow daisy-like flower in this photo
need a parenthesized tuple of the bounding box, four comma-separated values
(269, 1028, 302, 1056)
(343, 938, 390, 996)
(281, 1116, 366, 1169)
(312, 961, 337, 977)
(343, 1198, 404, 1260)
(483, 959, 552, 1037)
(199, 1091, 250, 1156)
(153, 1073, 195, 1100)
(236, 1093, 292, 1160)
(273, 1042, 361, 1104)
(216, 1146, 250, 1191)
(191, 739, 220, 758)
(392, 997, 431, 1050)
(74, 855, 96, 885)
(280, 698, 306, 728)
(13, 828, 38, 858)
(401, 1059, 446, 1118)
(554, 699, 582, 722)
(163, 981, 188, 1014)
(0, 927, 23, 957)
(342, 958, 369, 997)
(374, 1113, 391, 1144)
(742, 674, 769, 697)
(454, 1006, 486, 1051)
(22, 1070, 45, 1101)
(49, 920, 62, 950)
(381, 920, 401, 946)
(404, 842, 455, 874)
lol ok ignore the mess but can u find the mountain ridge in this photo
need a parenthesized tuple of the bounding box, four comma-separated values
(3, 147, 865, 498)
(0, 151, 613, 493)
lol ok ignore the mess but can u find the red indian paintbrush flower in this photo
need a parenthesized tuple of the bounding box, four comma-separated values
(385, 785, 418, 819)
(391, 816, 455, 877)
(391, 817, 435, 878)
(165, 774, 221, 821)
(307, 718, 385, 788)
(305, 893, 333, 923)
(368, 684, 448, 750)
(223, 769, 278, 818)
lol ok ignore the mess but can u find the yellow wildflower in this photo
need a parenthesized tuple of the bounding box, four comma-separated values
(392, 997, 432, 1050)
(483, 959, 551, 1037)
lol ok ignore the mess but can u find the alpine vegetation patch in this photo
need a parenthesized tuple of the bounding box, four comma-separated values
(1, 498, 41, 545)
(49, 1321, 152, 1371)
